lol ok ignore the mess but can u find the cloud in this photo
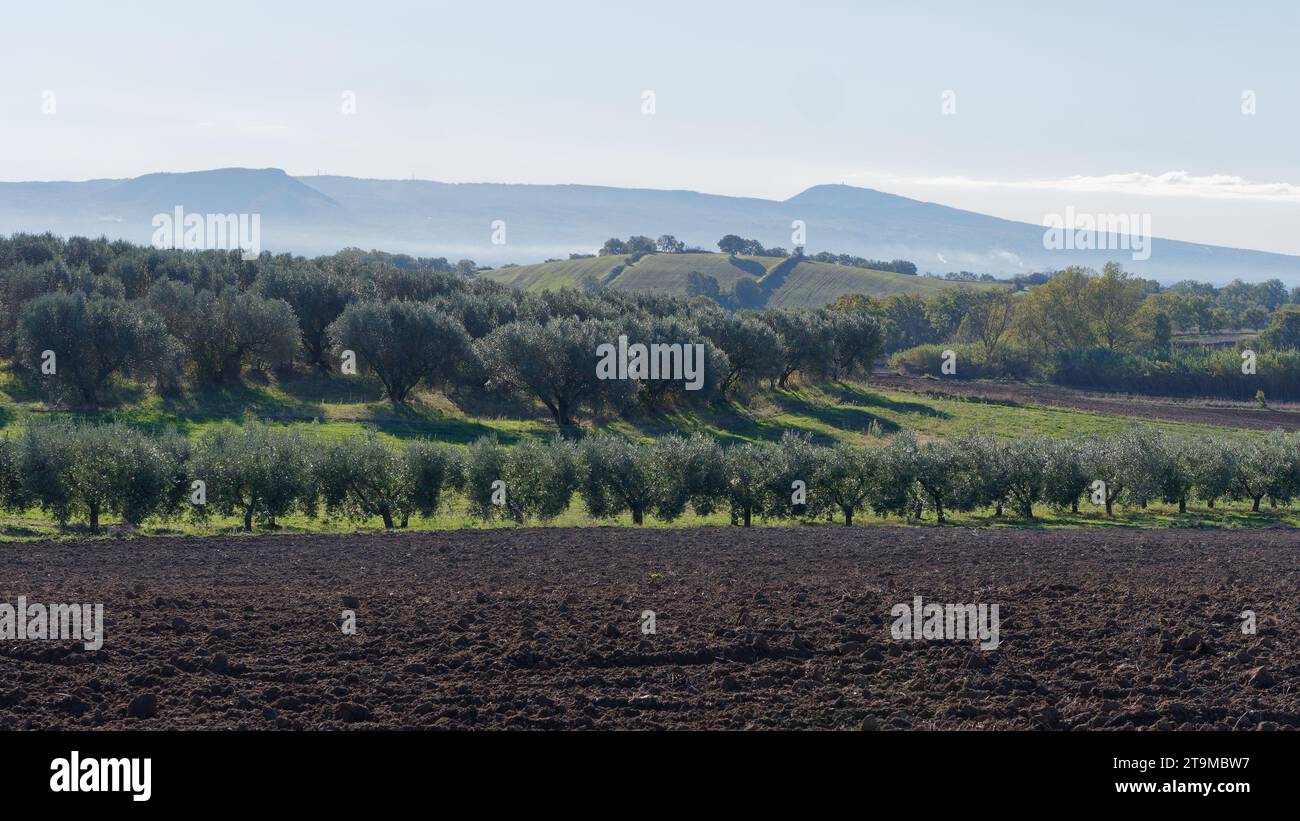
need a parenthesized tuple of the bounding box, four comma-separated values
(866, 171, 1300, 203)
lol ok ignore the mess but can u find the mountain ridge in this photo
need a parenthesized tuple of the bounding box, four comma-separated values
(1, 167, 1297, 284)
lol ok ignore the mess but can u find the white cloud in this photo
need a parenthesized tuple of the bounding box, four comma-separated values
(864, 171, 1300, 203)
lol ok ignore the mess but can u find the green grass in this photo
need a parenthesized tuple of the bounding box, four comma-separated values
(0, 365, 1242, 449)
(3, 495, 1295, 544)
(478, 252, 1003, 308)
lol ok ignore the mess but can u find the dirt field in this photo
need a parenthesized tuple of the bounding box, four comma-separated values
(1, 527, 1296, 730)
(872, 373, 1300, 431)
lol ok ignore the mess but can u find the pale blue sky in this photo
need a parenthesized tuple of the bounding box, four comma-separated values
(4, 0, 1300, 253)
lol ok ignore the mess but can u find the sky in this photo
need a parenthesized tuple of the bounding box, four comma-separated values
(4, 0, 1300, 254)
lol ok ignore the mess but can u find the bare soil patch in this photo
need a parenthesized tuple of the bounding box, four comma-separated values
(2, 527, 1296, 730)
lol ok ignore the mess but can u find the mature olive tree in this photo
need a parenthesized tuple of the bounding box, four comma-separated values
(328, 299, 475, 404)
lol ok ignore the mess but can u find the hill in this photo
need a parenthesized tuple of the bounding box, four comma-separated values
(5, 169, 1300, 283)
(480, 252, 1000, 307)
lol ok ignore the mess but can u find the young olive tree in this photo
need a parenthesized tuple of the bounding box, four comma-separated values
(317, 432, 410, 528)
(1042, 438, 1089, 514)
(403, 440, 462, 523)
(809, 443, 874, 525)
(18, 421, 187, 532)
(191, 423, 317, 531)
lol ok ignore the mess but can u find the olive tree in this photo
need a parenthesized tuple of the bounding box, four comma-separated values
(317, 432, 410, 528)
(809, 443, 874, 525)
(191, 423, 317, 531)
(476, 317, 634, 431)
(256, 262, 356, 371)
(1042, 438, 1089, 513)
(18, 421, 187, 532)
(403, 440, 462, 523)
(328, 299, 475, 404)
(16, 291, 175, 406)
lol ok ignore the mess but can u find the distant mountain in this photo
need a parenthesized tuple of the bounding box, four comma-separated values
(2, 168, 1299, 285)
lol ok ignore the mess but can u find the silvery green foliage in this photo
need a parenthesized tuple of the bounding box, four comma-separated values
(579, 434, 660, 525)
(255, 262, 357, 371)
(870, 432, 920, 519)
(719, 441, 781, 526)
(179, 288, 300, 385)
(328, 299, 475, 404)
(695, 311, 784, 396)
(1042, 438, 1090, 513)
(1231, 430, 1300, 511)
(16, 291, 175, 406)
(459, 437, 508, 521)
(16, 421, 187, 533)
(1080, 434, 1126, 516)
(759, 310, 837, 388)
(503, 437, 579, 523)
(1188, 437, 1236, 509)
(904, 434, 968, 524)
(809, 442, 875, 525)
(760, 431, 818, 520)
(191, 423, 317, 531)
(317, 432, 411, 528)
(475, 317, 637, 430)
(403, 440, 461, 520)
(959, 434, 1050, 519)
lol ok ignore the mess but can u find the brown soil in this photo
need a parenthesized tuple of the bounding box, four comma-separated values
(871, 373, 1300, 431)
(2, 527, 1296, 730)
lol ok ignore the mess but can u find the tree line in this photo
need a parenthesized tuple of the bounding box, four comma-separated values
(851, 262, 1300, 400)
(3, 421, 1296, 533)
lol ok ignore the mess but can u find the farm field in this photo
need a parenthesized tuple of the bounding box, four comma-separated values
(3, 527, 1294, 730)
(479, 252, 1001, 307)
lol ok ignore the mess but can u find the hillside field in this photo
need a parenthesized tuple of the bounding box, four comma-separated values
(479, 252, 1002, 307)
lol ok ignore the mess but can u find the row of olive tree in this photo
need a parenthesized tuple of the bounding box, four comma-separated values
(4, 422, 1298, 533)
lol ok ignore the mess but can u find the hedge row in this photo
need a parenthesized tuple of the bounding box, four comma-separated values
(3, 422, 1299, 533)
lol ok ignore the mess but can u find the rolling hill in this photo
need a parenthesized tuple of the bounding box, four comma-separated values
(5, 168, 1300, 284)
(480, 252, 1001, 307)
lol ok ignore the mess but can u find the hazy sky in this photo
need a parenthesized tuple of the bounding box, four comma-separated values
(5, 0, 1300, 254)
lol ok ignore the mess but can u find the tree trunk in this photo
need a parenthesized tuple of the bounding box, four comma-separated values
(1071, 499, 1078, 514)
(632, 508, 644, 525)
(1252, 496, 1261, 512)
(843, 508, 853, 527)
(381, 508, 394, 529)
(88, 503, 100, 534)
(1178, 498, 1186, 513)
(243, 509, 254, 531)
(742, 508, 752, 527)
(1105, 499, 1113, 517)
